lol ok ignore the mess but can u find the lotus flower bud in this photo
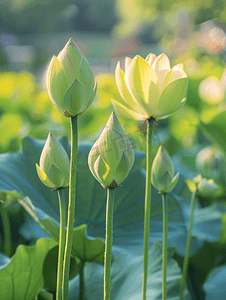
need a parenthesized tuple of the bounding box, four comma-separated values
(112, 53, 188, 121)
(192, 174, 218, 198)
(46, 38, 97, 117)
(198, 178, 218, 197)
(36, 133, 69, 189)
(151, 146, 179, 194)
(88, 112, 135, 188)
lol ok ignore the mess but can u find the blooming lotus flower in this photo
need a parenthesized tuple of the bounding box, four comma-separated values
(112, 53, 188, 120)
(36, 133, 69, 189)
(88, 112, 135, 188)
(46, 38, 96, 117)
(151, 146, 179, 194)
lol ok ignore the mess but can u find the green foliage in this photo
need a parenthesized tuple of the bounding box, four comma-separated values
(0, 137, 222, 260)
(69, 243, 190, 300)
(199, 110, 226, 155)
(0, 238, 57, 300)
(43, 245, 78, 293)
(204, 264, 226, 300)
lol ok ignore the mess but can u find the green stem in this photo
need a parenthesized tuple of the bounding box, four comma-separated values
(0, 202, 11, 257)
(162, 194, 168, 300)
(62, 116, 78, 300)
(56, 188, 66, 300)
(104, 188, 115, 300)
(180, 190, 197, 300)
(142, 118, 155, 300)
(79, 261, 85, 300)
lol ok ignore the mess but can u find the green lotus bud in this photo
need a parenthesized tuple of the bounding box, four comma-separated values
(198, 178, 218, 197)
(193, 174, 218, 198)
(88, 112, 135, 188)
(36, 133, 69, 189)
(196, 146, 221, 179)
(151, 145, 179, 194)
(46, 38, 97, 117)
(112, 53, 188, 121)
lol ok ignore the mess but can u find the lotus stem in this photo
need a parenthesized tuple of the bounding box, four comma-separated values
(56, 188, 66, 300)
(104, 187, 115, 300)
(180, 190, 197, 300)
(142, 117, 155, 300)
(62, 116, 78, 300)
(0, 202, 11, 257)
(79, 261, 85, 300)
(162, 193, 168, 300)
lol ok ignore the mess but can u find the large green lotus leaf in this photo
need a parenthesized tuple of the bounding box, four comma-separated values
(182, 202, 222, 243)
(199, 110, 226, 154)
(19, 210, 50, 240)
(17, 196, 106, 263)
(204, 264, 226, 300)
(0, 238, 57, 300)
(171, 191, 222, 257)
(68, 242, 190, 300)
(0, 136, 221, 257)
(71, 224, 106, 263)
(42, 245, 78, 293)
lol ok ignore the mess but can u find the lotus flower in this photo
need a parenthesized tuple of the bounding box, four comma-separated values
(36, 133, 69, 188)
(88, 112, 134, 188)
(193, 174, 218, 198)
(46, 38, 96, 117)
(112, 53, 188, 121)
(151, 145, 179, 194)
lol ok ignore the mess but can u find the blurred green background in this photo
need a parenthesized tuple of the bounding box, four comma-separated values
(0, 0, 226, 154)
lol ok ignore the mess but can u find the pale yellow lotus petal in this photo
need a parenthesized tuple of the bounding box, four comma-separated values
(46, 56, 68, 114)
(48, 164, 65, 188)
(114, 152, 130, 185)
(88, 139, 100, 178)
(125, 57, 132, 71)
(172, 63, 185, 72)
(125, 55, 158, 114)
(97, 127, 123, 174)
(111, 99, 147, 120)
(115, 61, 146, 115)
(152, 53, 171, 93)
(36, 164, 55, 188)
(58, 48, 76, 86)
(64, 39, 83, 80)
(145, 53, 157, 66)
(94, 155, 114, 187)
(146, 81, 159, 117)
(155, 78, 188, 118)
(162, 64, 187, 93)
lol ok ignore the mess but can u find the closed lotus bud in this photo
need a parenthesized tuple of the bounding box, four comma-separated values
(196, 146, 221, 179)
(88, 112, 135, 188)
(112, 53, 188, 121)
(151, 146, 179, 194)
(198, 178, 218, 197)
(46, 38, 97, 117)
(36, 133, 69, 189)
(193, 175, 218, 198)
